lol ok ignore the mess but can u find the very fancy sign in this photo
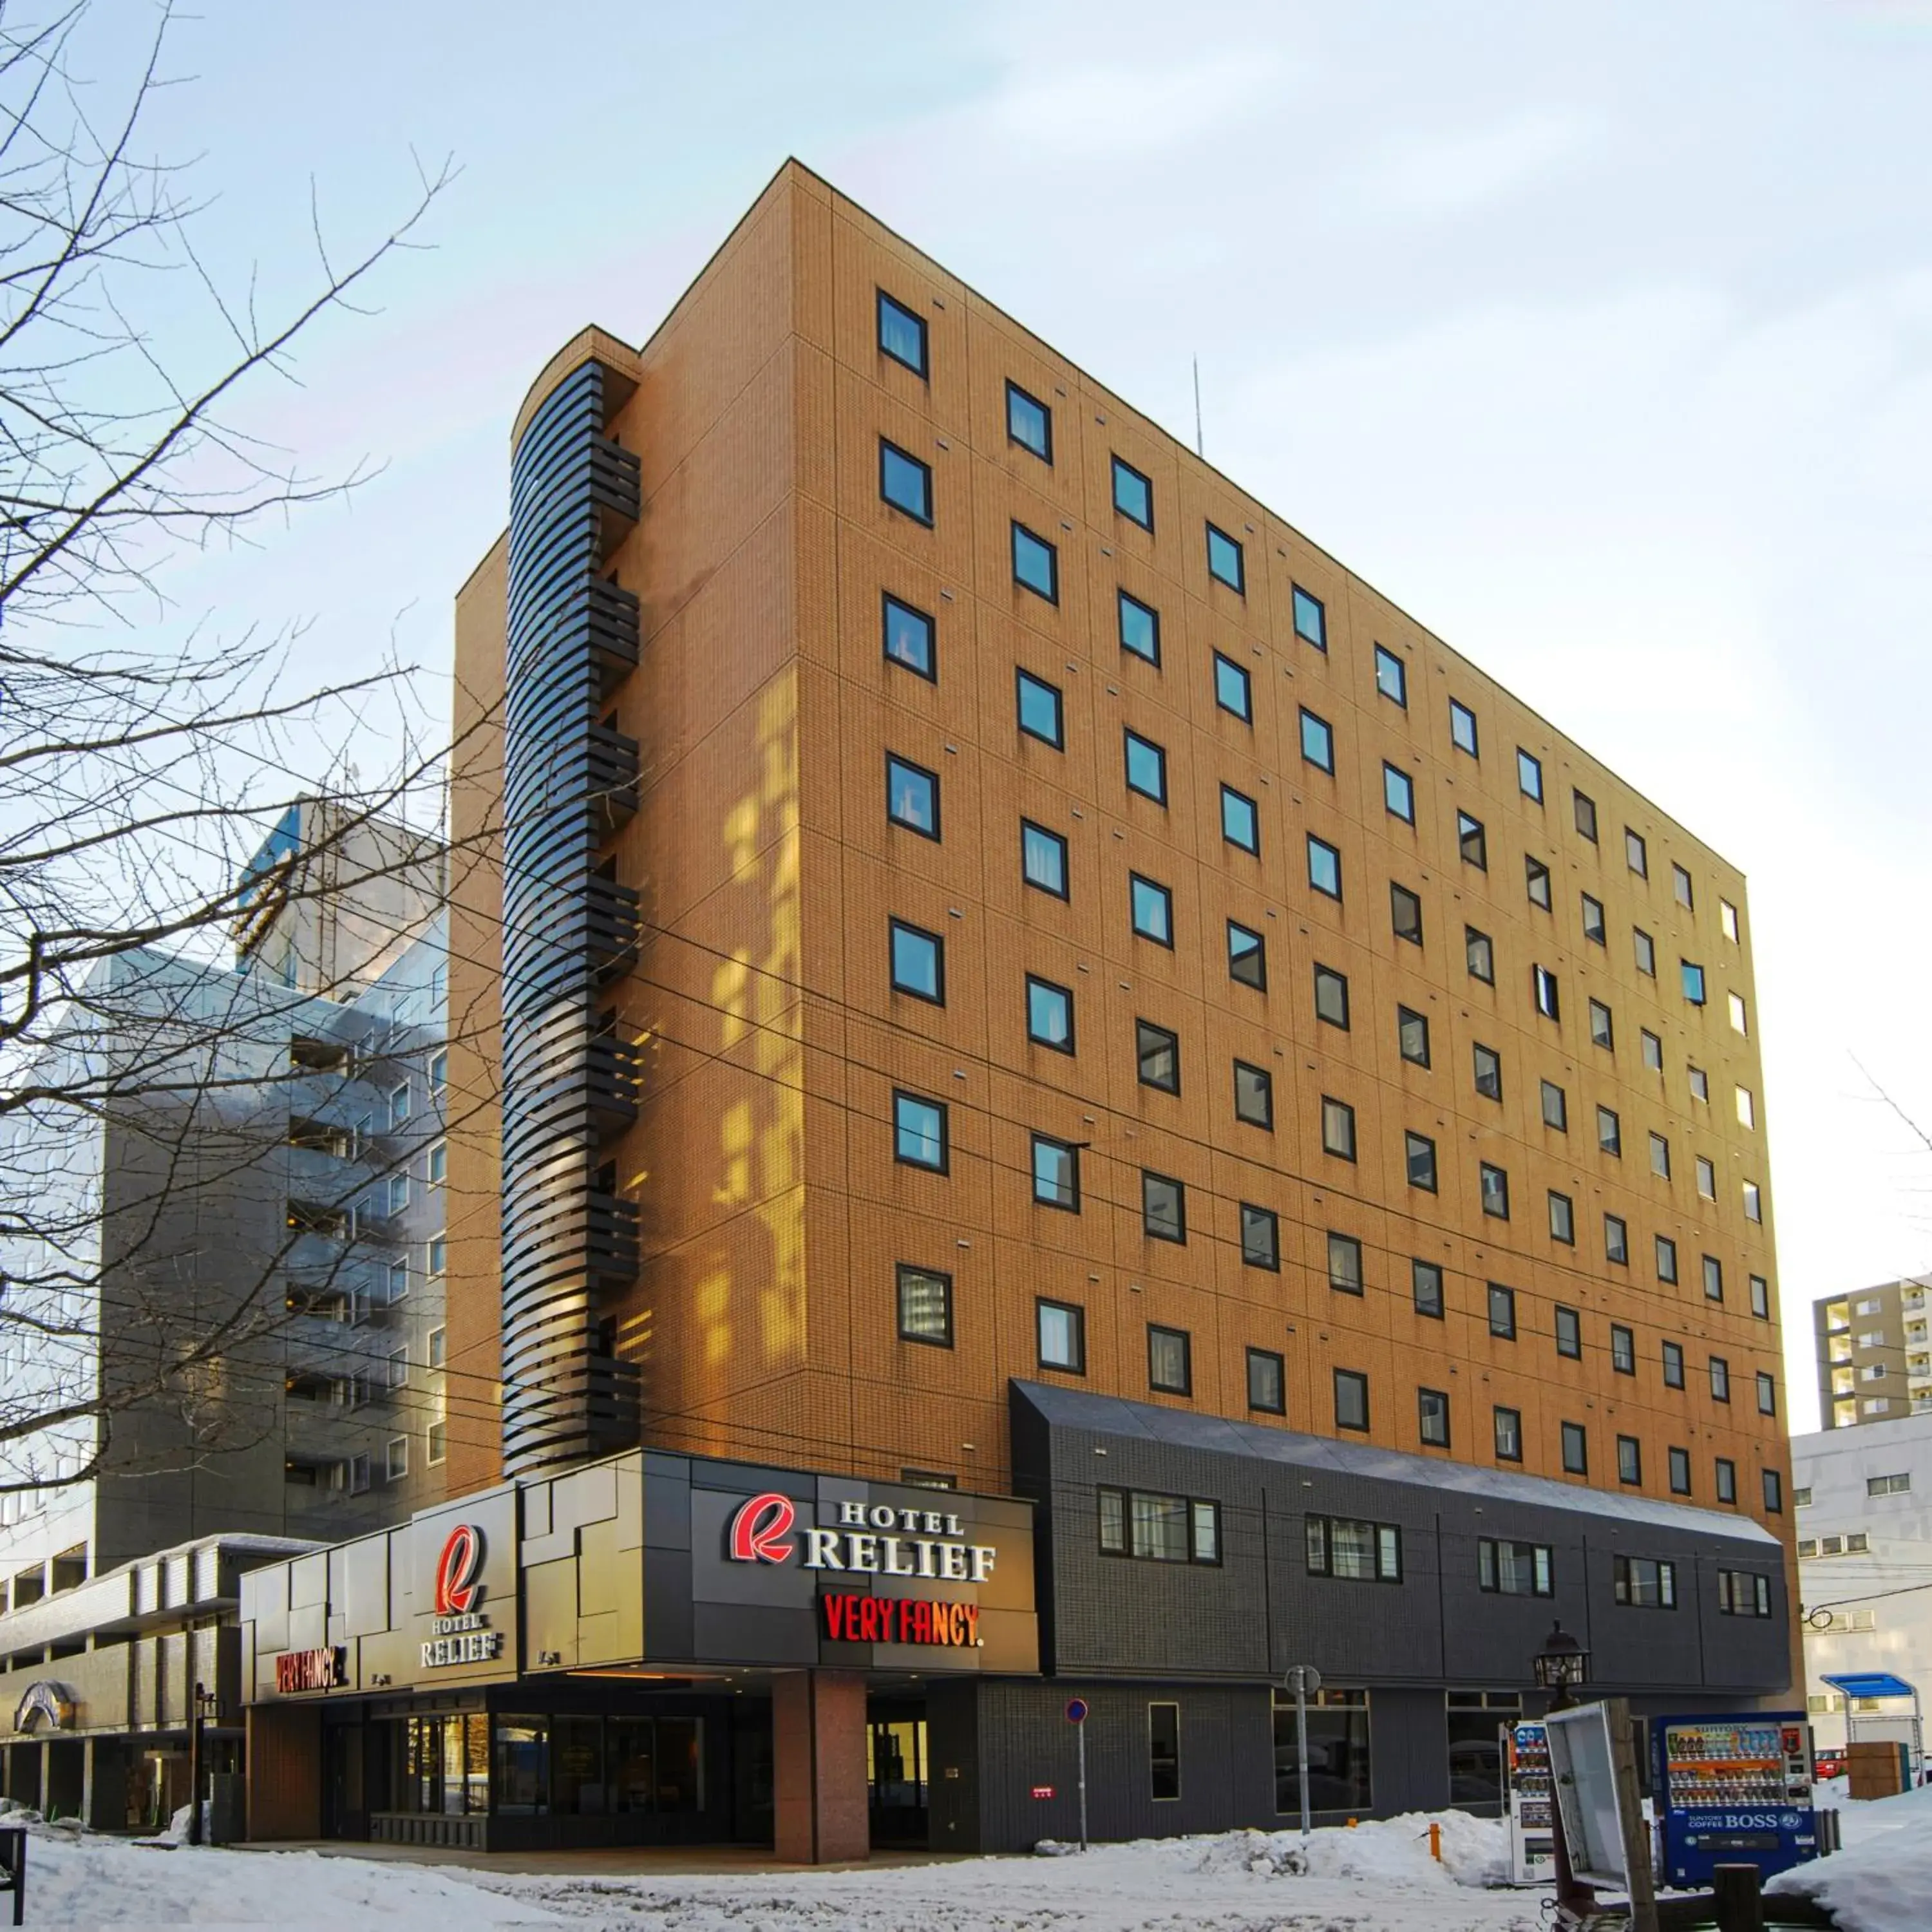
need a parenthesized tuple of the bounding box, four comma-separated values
(729, 1493, 998, 1582)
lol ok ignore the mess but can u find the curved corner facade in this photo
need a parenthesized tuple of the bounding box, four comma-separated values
(500, 356, 645, 1476)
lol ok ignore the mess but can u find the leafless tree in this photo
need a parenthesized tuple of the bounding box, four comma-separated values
(0, 0, 494, 1511)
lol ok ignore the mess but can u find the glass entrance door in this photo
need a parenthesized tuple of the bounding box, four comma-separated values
(867, 1711, 927, 1846)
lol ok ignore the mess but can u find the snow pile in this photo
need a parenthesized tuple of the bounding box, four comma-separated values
(1770, 1779, 1932, 1932)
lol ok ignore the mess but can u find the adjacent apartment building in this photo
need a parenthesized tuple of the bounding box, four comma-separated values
(240, 161, 1795, 1861)
(1813, 1279, 1932, 1429)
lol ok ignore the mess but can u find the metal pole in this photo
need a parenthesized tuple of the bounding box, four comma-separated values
(1077, 1719, 1088, 1852)
(186, 1680, 204, 1846)
(1297, 1679, 1311, 1837)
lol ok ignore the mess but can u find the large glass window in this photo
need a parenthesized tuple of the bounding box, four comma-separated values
(1479, 1540, 1552, 1596)
(1149, 1705, 1181, 1801)
(1447, 1692, 1521, 1810)
(1099, 1486, 1218, 1564)
(1613, 1555, 1677, 1609)
(1307, 1515, 1399, 1580)
(493, 1716, 549, 1817)
(1275, 1689, 1370, 1814)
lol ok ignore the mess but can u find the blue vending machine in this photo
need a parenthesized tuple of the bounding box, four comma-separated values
(1654, 1711, 1819, 1888)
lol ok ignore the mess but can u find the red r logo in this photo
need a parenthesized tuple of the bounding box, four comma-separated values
(435, 1524, 486, 1615)
(728, 1492, 796, 1563)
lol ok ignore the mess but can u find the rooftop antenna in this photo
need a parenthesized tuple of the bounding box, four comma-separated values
(1193, 356, 1204, 457)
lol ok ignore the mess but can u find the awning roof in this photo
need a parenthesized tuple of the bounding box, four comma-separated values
(1823, 1672, 1918, 1700)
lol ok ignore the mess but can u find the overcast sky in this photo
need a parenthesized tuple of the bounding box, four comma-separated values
(135, 0, 1932, 1431)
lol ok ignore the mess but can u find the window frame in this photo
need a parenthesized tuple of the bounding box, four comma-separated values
(1016, 667, 1065, 748)
(881, 591, 936, 681)
(1307, 833, 1343, 900)
(1020, 817, 1070, 899)
(1332, 1370, 1372, 1436)
(1391, 882, 1423, 945)
(1136, 1018, 1180, 1094)
(1247, 1346, 1287, 1416)
(1005, 379, 1052, 460)
(891, 1090, 949, 1173)
(1011, 520, 1060, 603)
(1227, 920, 1266, 989)
(1214, 652, 1251, 721)
(1299, 706, 1335, 773)
(886, 752, 942, 840)
(1147, 1323, 1193, 1394)
(1036, 1298, 1086, 1374)
(1206, 522, 1246, 593)
(1374, 644, 1408, 706)
(1111, 453, 1153, 530)
(878, 437, 934, 525)
(1118, 587, 1161, 665)
(876, 289, 929, 375)
(1030, 1133, 1081, 1212)
(1025, 973, 1076, 1054)
(1141, 1170, 1188, 1244)
(1233, 1058, 1274, 1130)
(1124, 727, 1168, 804)
(1291, 583, 1325, 647)
(889, 917, 945, 1004)
(1130, 873, 1175, 947)
(1220, 782, 1260, 855)
(896, 1263, 954, 1347)
(1240, 1202, 1281, 1271)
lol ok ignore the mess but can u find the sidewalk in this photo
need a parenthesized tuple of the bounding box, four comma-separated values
(232, 1837, 972, 1877)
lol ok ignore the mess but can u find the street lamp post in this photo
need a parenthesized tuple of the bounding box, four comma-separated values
(1533, 1622, 1593, 1920)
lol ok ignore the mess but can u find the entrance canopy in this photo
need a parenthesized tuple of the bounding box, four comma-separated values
(1824, 1672, 1917, 1700)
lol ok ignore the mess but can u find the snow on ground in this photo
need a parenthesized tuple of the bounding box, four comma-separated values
(5, 1810, 1541, 1931)
(1769, 1778, 1932, 1932)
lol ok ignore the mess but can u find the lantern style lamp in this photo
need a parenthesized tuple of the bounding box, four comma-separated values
(1533, 1622, 1589, 1710)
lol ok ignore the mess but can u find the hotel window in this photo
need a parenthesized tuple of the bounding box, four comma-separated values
(1450, 698, 1479, 756)
(1656, 1235, 1678, 1283)
(427, 1418, 447, 1466)
(429, 1050, 448, 1095)
(1317, 1097, 1357, 1164)
(1533, 965, 1560, 1019)
(1597, 1105, 1622, 1155)
(1307, 834, 1342, 899)
(1663, 1339, 1685, 1388)
(1234, 1060, 1274, 1130)
(876, 289, 928, 374)
(893, 1092, 948, 1172)
(1016, 668, 1064, 746)
(1625, 827, 1648, 877)
(1007, 381, 1052, 459)
(1036, 1299, 1085, 1373)
(1374, 645, 1407, 706)
(428, 1327, 446, 1370)
(1142, 1171, 1186, 1243)
(1526, 857, 1552, 909)
(1757, 1371, 1777, 1416)
(1605, 1214, 1628, 1264)
(1130, 874, 1173, 945)
(1207, 522, 1245, 592)
(879, 438, 933, 523)
(1736, 1085, 1756, 1129)
(1112, 454, 1153, 528)
(882, 594, 936, 679)
(388, 1345, 410, 1390)
(1398, 1006, 1431, 1066)
(1488, 1283, 1517, 1339)
(1589, 998, 1614, 1050)
(1405, 1131, 1438, 1192)
(1611, 1323, 1636, 1374)
(896, 1264, 954, 1345)
(1457, 811, 1487, 869)
(428, 1142, 446, 1187)
(1137, 1019, 1180, 1093)
(1560, 1421, 1588, 1475)
(1682, 960, 1707, 1006)
(1614, 1556, 1678, 1610)
(1689, 1065, 1709, 1104)
(1148, 1323, 1192, 1393)
(1248, 1348, 1286, 1416)
(1728, 990, 1748, 1034)
(1716, 1458, 1738, 1505)
(1099, 1488, 1219, 1566)
(1573, 789, 1598, 840)
(886, 754, 940, 838)
(1021, 819, 1068, 897)
(1118, 588, 1160, 665)
(1648, 1132, 1671, 1179)
(1466, 926, 1495, 983)
(428, 1236, 447, 1277)
(1702, 1253, 1723, 1301)
(1721, 898, 1741, 942)
(1012, 521, 1059, 601)
(889, 919, 944, 1003)
(1412, 1259, 1444, 1318)
(388, 1081, 412, 1129)
(1617, 1435, 1642, 1486)
(1750, 1274, 1770, 1319)
(1517, 748, 1544, 802)
(1332, 1370, 1372, 1435)
(1669, 1446, 1692, 1495)
(1673, 862, 1694, 909)
(1215, 652, 1251, 720)
(1743, 1180, 1763, 1222)
(1555, 1304, 1582, 1358)
(1549, 1191, 1575, 1245)
(1763, 1469, 1784, 1511)
(1419, 1387, 1451, 1448)
(1391, 882, 1423, 945)
(1241, 1203, 1280, 1270)
(1027, 974, 1075, 1052)
(1222, 784, 1260, 854)
(1308, 1511, 1399, 1578)
(1480, 1164, 1510, 1219)
(385, 1436, 409, 1482)
(1633, 927, 1656, 975)
(1709, 1355, 1730, 1402)
(1539, 1078, 1565, 1128)
(1300, 706, 1335, 772)
(385, 1173, 410, 1215)
(1124, 728, 1167, 803)
(1479, 1539, 1552, 1596)
(1642, 1028, 1663, 1071)
(1383, 762, 1416, 823)
(1493, 1406, 1523, 1461)
(1717, 1571, 1772, 1618)
(1228, 920, 1266, 989)
(1291, 583, 1324, 645)
(1314, 963, 1350, 1029)
(1032, 1134, 1080, 1211)
(1581, 893, 1605, 945)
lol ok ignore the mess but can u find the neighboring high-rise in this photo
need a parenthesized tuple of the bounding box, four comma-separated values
(1812, 1279, 1932, 1428)
(240, 160, 1795, 1861)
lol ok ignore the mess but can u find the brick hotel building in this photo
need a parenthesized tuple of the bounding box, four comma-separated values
(239, 162, 1795, 1859)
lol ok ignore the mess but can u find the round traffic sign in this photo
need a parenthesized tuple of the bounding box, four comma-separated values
(1283, 1664, 1322, 1697)
(1065, 1697, 1089, 1724)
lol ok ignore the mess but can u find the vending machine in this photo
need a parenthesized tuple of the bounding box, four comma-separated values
(1503, 1721, 1557, 1885)
(1653, 1712, 1819, 1888)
